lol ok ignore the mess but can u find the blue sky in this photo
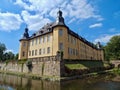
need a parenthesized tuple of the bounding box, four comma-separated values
(0, 0, 120, 54)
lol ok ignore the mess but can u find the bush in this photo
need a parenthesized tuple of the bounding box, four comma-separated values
(18, 59, 27, 64)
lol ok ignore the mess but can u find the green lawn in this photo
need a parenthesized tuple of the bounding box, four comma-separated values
(65, 60, 108, 69)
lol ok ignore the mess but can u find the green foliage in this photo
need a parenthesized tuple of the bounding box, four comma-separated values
(0, 42, 18, 61)
(66, 64, 87, 69)
(111, 68, 120, 75)
(5, 60, 10, 65)
(18, 59, 27, 64)
(57, 50, 64, 59)
(3, 51, 14, 61)
(104, 35, 120, 60)
(26, 59, 32, 66)
(14, 53, 19, 60)
(0, 42, 6, 61)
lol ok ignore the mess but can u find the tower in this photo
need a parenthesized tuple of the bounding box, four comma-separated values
(19, 27, 29, 60)
(52, 9, 69, 59)
(56, 10, 65, 25)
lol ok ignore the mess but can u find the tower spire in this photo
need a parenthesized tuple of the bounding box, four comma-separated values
(56, 8, 65, 25)
(23, 25, 29, 39)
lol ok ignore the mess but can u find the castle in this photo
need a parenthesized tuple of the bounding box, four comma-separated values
(19, 10, 104, 61)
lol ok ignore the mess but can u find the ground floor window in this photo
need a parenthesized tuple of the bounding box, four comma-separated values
(47, 47, 50, 54)
(32, 50, 34, 56)
(39, 49, 41, 55)
(59, 43, 63, 51)
(29, 51, 31, 56)
(35, 49, 37, 55)
(22, 51, 25, 57)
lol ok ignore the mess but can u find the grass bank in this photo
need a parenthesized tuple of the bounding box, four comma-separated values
(64, 60, 114, 77)
(65, 60, 109, 69)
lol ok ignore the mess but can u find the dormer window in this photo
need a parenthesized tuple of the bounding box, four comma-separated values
(32, 33, 36, 36)
(41, 30, 43, 33)
(48, 28, 51, 31)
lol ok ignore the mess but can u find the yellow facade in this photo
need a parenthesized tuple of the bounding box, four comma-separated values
(19, 10, 104, 61)
(19, 40, 29, 59)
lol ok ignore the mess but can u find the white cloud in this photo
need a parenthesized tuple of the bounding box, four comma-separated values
(21, 10, 51, 31)
(14, 0, 64, 13)
(94, 33, 120, 44)
(89, 23, 102, 28)
(0, 12, 23, 32)
(13, 0, 103, 31)
(5, 49, 14, 52)
(5, 49, 17, 54)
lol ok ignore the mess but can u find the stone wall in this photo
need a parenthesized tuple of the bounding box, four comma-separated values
(0, 55, 65, 77)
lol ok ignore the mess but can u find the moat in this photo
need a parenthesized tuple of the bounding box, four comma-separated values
(0, 73, 120, 90)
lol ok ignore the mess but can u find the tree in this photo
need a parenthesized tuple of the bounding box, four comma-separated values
(2, 51, 14, 61)
(104, 35, 120, 60)
(7, 51, 14, 60)
(14, 53, 19, 60)
(0, 42, 6, 61)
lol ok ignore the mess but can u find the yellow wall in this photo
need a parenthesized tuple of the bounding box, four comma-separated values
(58, 26, 68, 59)
(28, 33, 53, 59)
(19, 40, 29, 59)
(19, 26, 104, 60)
(52, 28, 59, 55)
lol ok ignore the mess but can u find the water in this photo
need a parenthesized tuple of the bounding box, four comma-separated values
(0, 73, 120, 90)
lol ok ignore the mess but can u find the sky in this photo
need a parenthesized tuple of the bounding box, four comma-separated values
(0, 0, 120, 54)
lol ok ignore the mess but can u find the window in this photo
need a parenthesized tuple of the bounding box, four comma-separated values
(59, 29, 63, 36)
(68, 35, 70, 42)
(32, 50, 34, 56)
(59, 43, 63, 50)
(32, 39, 34, 46)
(30, 40, 32, 46)
(73, 38, 76, 45)
(39, 49, 41, 55)
(39, 37, 42, 44)
(71, 48, 73, 55)
(29, 51, 31, 56)
(71, 36, 73, 43)
(73, 49, 75, 55)
(47, 35, 50, 42)
(43, 48, 45, 54)
(76, 49, 78, 56)
(43, 36, 45, 43)
(36, 38, 38, 45)
(28, 42, 30, 46)
(23, 42, 26, 47)
(68, 47, 70, 54)
(22, 51, 25, 57)
(47, 47, 50, 54)
(35, 49, 37, 55)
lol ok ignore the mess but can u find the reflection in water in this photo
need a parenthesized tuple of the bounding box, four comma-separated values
(0, 74, 60, 90)
(0, 73, 120, 90)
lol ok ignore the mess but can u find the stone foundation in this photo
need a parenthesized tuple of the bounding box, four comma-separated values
(0, 56, 65, 77)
